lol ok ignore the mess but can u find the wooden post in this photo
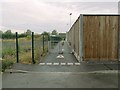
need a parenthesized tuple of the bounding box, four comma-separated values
(16, 32, 19, 63)
(118, 15, 120, 62)
(32, 32, 35, 64)
(79, 14, 84, 62)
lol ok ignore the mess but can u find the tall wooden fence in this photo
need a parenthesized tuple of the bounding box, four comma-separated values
(67, 15, 119, 62)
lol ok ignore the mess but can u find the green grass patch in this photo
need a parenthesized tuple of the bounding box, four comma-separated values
(2, 60, 14, 72)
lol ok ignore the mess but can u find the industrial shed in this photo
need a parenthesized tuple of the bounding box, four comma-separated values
(67, 14, 119, 62)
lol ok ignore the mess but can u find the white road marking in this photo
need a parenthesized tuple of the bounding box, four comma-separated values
(61, 63, 66, 65)
(56, 55, 64, 59)
(39, 63, 45, 65)
(46, 63, 52, 65)
(39, 63, 80, 66)
(75, 63, 80, 65)
(67, 63, 73, 65)
(53, 63, 59, 65)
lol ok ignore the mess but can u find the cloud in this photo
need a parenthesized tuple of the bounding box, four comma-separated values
(1, 1, 118, 33)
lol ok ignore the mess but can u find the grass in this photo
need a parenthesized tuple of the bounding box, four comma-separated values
(2, 36, 49, 71)
(2, 60, 14, 72)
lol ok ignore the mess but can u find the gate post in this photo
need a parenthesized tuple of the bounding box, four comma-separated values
(16, 32, 19, 63)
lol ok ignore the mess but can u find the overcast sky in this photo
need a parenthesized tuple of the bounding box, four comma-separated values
(0, 0, 119, 33)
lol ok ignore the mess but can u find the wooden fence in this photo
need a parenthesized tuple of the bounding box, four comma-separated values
(67, 14, 119, 62)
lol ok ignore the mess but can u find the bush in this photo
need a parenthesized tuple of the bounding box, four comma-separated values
(2, 60, 14, 72)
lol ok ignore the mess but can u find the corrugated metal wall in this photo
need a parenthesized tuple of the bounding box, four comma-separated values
(67, 15, 119, 62)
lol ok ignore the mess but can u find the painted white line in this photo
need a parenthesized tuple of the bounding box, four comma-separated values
(46, 63, 52, 65)
(67, 63, 73, 65)
(53, 63, 59, 65)
(39, 63, 80, 66)
(61, 63, 66, 65)
(75, 63, 80, 65)
(39, 63, 45, 65)
(56, 55, 64, 59)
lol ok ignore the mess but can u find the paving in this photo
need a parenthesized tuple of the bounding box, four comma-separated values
(2, 41, 119, 88)
(40, 41, 78, 63)
(2, 72, 118, 88)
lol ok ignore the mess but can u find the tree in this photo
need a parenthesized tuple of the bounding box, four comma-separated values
(2, 30, 15, 39)
(0, 30, 3, 34)
(42, 31, 50, 41)
(19, 33, 27, 38)
(0, 30, 3, 38)
(51, 30, 57, 35)
(5, 30, 12, 34)
(42, 31, 50, 36)
(26, 29, 31, 36)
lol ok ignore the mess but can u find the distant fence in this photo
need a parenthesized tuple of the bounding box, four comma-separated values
(15, 32, 49, 64)
(67, 15, 119, 62)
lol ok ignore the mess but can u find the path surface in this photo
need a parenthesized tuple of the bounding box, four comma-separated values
(2, 41, 119, 88)
(40, 41, 78, 63)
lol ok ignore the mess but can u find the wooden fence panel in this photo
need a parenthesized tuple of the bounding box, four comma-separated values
(83, 16, 118, 61)
(67, 15, 119, 62)
(74, 19, 79, 56)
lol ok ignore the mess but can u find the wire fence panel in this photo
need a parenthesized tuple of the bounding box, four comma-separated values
(19, 36, 32, 64)
(2, 39, 16, 62)
(34, 34, 42, 63)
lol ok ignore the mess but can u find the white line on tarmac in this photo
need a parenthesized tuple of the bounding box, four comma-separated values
(39, 63, 45, 65)
(39, 63, 80, 66)
(67, 63, 73, 65)
(75, 63, 80, 65)
(61, 63, 66, 65)
(46, 63, 52, 65)
(53, 63, 59, 65)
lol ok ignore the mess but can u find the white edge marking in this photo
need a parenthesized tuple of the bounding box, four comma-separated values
(75, 63, 80, 65)
(53, 63, 59, 65)
(39, 63, 45, 65)
(67, 63, 73, 65)
(46, 63, 52, 65)
(61, 63, 66, 65)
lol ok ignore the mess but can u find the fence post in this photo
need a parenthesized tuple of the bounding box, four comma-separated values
(32, 32, 35, 64)
(47, 35, 49, 52)
(16, 32, 19, 63)
(118, 15, 120, 62)
(79, 14, 84, 62)
(43, 34, 44, 52)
